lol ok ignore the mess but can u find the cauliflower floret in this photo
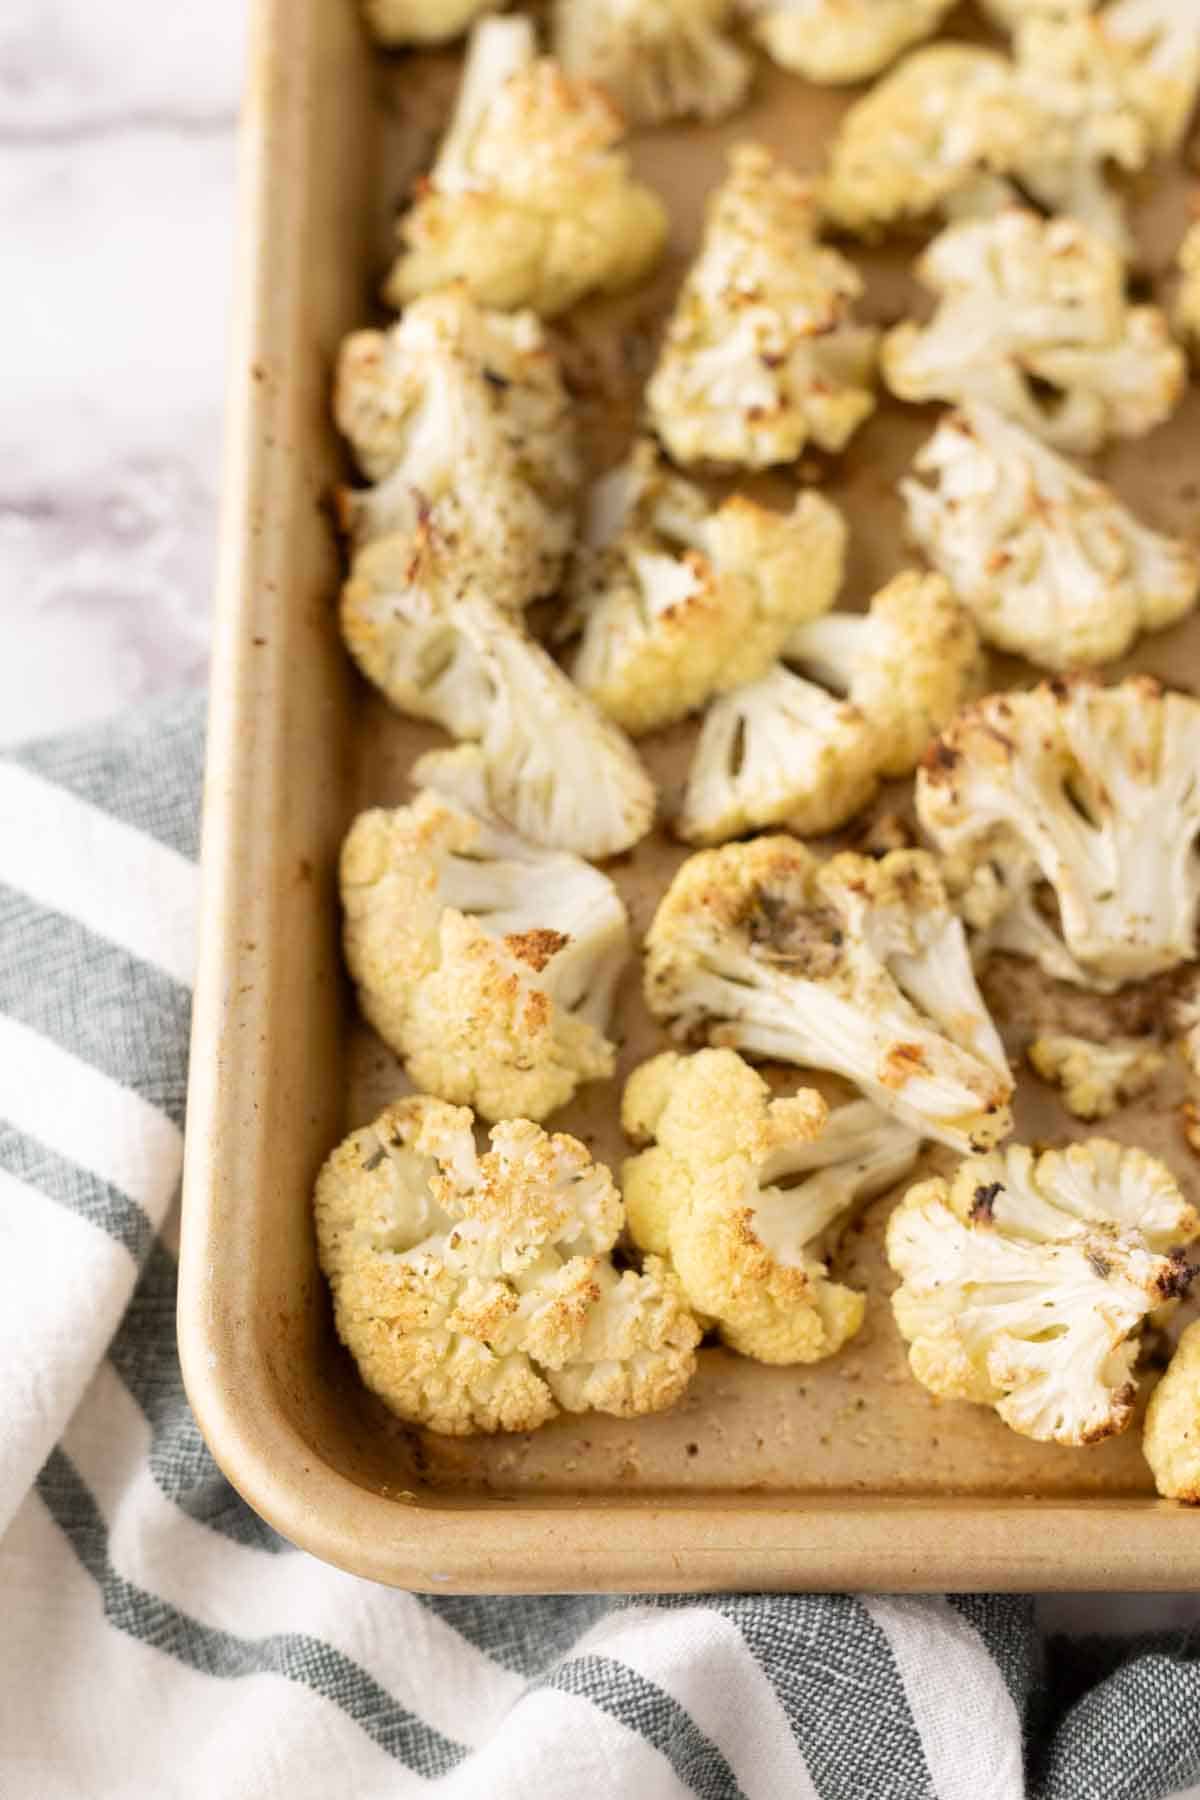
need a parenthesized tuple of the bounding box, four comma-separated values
(678, 665, 882, 844)
(334, 289, 579, 597)
(743, 0, 953, 84)
(384, 16, 668, 318)
(679, 571, 980, 845)
(646, 143, 878, 469)
(552, 0, 750, 125)
(882, 210, 1185, 454)
(413, 597, 656, 859)
(902, 406, 1200, 670)
(361, 0, 504, 46)
(621, 1049, 920, 1362)
(315, 1096, 700, 1434)
(1144, 1319, 1200, 1500)
(566, 441, 847, 735)
(341, 774, 630, 1122)
(339, 531, 493, 736)
(1175, 220, 1200, 351)
(781, 571, 985, 778)
(888, 1140, 1198, 1445)
(917, 676, 1200, 988)
(820, 46, 1041, 236)
(644, 838, 1014, 1150)
(1028, 1033, 1165, 1119)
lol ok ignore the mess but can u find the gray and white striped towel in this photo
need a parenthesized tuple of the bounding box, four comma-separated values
(3, 693, 1200, 1800)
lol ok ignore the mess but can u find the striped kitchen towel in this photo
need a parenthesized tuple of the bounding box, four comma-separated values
(3, 694, 1200, 1800)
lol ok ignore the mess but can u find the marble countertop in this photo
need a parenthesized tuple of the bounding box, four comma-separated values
(0, 0, 244, 745)
(7, 0, 1199, 1632)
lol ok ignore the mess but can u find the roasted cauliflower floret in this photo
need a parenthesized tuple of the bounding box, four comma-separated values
(981, 0, 1095, 24)
(678, 666, 882, 845)
(888, 1141, 1198, 1445)
(566, 441, 847, 735)
(361, 0, 504, 46)
(552, 0, 751, 125)
(1175, 220, 1200, 351)
(339, 531, 493, 736)
(820, 46, 1039, 236)
(917, 676, 1200, 989)
(679, 571, 980, 845)
(316, 1097, 700, 1434)
(644, 838, 1014, 1150)
(341, 775, 630, 1121)
(742, 0, 953, 84)
(385, 15, 668, 317)
(334, 288, 578, 595)
(1028, 1033, 1165, 1120)
(646, 143, 878, 468)
(902, 406, 1200, 670)
(413, 598, 656, 859)
(882, 210, 1185, 454)
(1143, 1319, 1200, 1501)
(781, 571, 985, 778)
(622, 1049, 920, 1363)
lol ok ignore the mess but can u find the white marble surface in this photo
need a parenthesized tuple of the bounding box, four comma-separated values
(0, 0, 244, 744)
(7, 0, 1199, 1632)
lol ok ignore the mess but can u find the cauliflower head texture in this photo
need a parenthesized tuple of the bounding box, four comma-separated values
(902, 405, 1200, 670)
(361, 0, 503, 46)
(334, 288, 579, 600)
(743, 0, 954, 84)
(981, 0, 1095, 24)
(678, 664, 882, 845)
(781, 570, 985, 778)
(820, 46, 1039, 236)
(316, 1096, 700, 1434)
(644, 837, 1014, 1151)
(882, 209, 1185, 454)
(1028, 1033, 1165, 1120)
(567, 440, 847, 735)
(553, 0, 751, 125)
(385, 15, 668, 317)
(1143, 1319, 1200, 1501)
(888, 1140, 1198, 1445)
(622, 1048, 920, 1362)
(341, 774, 630, 1122)
(646, 143, 878, 468)
(918, 676, 1200, 988)
(679, 570, 980, 845)
(412, 598, 656, 859)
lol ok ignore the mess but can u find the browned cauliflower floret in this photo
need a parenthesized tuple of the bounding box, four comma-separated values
(341, 774, 630, 1122)
(646, 143, 878, 469)
(552, 0, 751, 125)
(883, 209, 1185, 453)
(679, 570, 981, 845)
(1143, 1319, 1200, 1500)
(820, 45, 1040, 236)
(412, 599, 656, 858)
(385, 16, 668, 317)
(917, 676, 1200, 989)
(902, 405, 1200, 670)
(315, 1096, 700, 1434)
(1028, 1033, 1165, 1120)
(362, 0, 505, 46)
(743, 0, 954, 83)
(888, 1141, 1198, 1446)
(622, 1048, 920, 1363)
(565, 440, 847, 735)
(644, 838, 1014, 1151)
(781, 571, 985, 778)
(334, 288, 579, 597)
